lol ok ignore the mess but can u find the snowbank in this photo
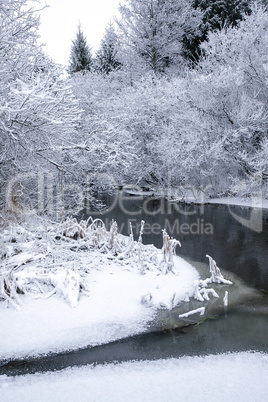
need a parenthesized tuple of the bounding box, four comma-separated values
(166, 191, 268, 210)
(0, 218, 205, 361)
(0, 217, 234, 361)
(0, 253, 199, 361)
(207, 196, 268, 210)
(0, 352, 267, 402)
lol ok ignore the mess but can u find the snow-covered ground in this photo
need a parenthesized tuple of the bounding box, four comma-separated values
(207, 196, 268, 209)
(0, 217, 234, 361)
(1, 352, 267, 401)
(1, 217, 224, 361)
(0, 209, 266, 400)
(160, 184, 268, 210)
(0, 252, 199, 361)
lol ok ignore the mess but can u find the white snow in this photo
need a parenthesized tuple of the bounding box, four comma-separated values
(0, 254, 198, 361)
(0, 352, 267, 402)
(167, 194, 268, 210)
(207, 197, 268, 210)
(223, 291, 229, 307)
(0, 218, 201, 361)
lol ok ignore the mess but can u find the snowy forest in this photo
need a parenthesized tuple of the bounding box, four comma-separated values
(1, 2, 268, 392)
(1, 0, 268, 220)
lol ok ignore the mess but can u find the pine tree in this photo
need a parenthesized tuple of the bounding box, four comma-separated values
(94, 23, 121, 74)
(194, 0, 252, 30)
(183, 0, 252, 63)
(69, 23, 92, 74)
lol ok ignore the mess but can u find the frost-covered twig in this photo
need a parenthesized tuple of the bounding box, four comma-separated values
(138, 220, 145, 274)
(206, 255, 233, 285)
(193, 280, 205, 302)
(200, 287, 219, 301)
(57, 218, 87, 240)
(223, 291, 228, 307)
(116, 221, 135, 259)
(161, 229, 181, 275)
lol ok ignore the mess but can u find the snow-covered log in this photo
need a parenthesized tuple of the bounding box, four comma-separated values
(200, 287, 219, 301)
(179, 307, 205, 318)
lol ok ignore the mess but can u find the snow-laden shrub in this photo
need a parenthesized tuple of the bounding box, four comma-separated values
(0, 218, 233, 312)
(0, 217, 180, 308)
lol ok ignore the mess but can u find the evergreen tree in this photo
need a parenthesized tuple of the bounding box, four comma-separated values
(183, 0, 252, 63)
(69, 23, 92, 74)
(195, 0, 252, 30)
(94, 22, 121, 74)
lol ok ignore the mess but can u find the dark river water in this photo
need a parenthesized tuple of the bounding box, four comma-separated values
(1, 192, 267, 376)
(82, 191, 268, 290)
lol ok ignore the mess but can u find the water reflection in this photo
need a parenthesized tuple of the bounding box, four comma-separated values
(80, 191, 268, 290)
(1, 194, 268, 377)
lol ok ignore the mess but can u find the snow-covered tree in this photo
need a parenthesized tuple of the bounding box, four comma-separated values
(105, 2, 268, 195)
(0, 0, 81, 217)
(117, 0, 202, 74)
(68, 23, 93, 74)
(194, 0, 252, 30)
(68, 72, 139, 188)
(94, 22, 121, 74)
(186, 3, 268, 189)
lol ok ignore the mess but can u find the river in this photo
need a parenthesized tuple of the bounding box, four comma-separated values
(1, 192, 267, 376)
(82, 191, 268, 290)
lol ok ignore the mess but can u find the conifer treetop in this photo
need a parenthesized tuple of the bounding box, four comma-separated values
(69, 22, 92, 74)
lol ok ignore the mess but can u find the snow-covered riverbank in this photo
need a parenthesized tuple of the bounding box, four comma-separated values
(0, 216, 233, 361)
(1, 352, 267, 402)
(207, 197, 268, 209)
(165, 193, 268, 210)
(1, 217, 216, 361)
(0, 251, 199, 361)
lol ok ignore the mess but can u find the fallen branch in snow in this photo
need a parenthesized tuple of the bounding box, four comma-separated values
(206, 255, 233, 285)
(193, 279, 220, 302)
(179, 307, 205, 318)
(179, 256, 233, 319)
